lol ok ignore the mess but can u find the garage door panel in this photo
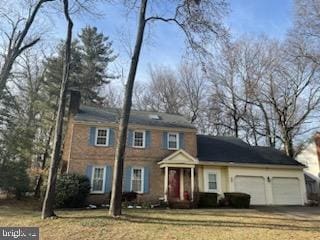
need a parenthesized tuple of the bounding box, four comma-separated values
(235, 176, 266, 205)
(272, 177, 302, 205)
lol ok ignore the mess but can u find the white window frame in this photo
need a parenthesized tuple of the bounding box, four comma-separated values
(91, 166, 106, 194)
(204, 169, 221, 193)
(167, 132, 179, 150)
(130, 167, 144, 194)
(95, 128, 109, 146)
(132, 130, 146, 148)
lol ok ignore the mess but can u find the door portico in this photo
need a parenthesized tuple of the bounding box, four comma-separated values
(158, 149, 198, 202)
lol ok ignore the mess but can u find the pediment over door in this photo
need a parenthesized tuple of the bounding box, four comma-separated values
(158, 149, 198, 168)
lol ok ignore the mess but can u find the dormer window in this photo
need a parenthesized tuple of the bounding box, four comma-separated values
(168, 132, 179, 150)
(133, 130, 146, 148)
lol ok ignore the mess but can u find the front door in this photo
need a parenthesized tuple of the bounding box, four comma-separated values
(168, 169, 180, 199)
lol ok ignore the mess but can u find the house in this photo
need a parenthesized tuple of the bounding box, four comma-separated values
(62, 91, 307, 206)
(296, 133, 320, 198)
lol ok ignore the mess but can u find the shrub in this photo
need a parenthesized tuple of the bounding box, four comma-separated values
(198, 192, 218, 208)
(0, 161, 30, 199)
(224, 192, 250, 208)
(55, 174, 90, 208)
(122, 192, 138, 202)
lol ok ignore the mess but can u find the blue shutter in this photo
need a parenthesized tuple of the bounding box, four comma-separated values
(85, 165, 93, 185)
(162, 132, 168, 149)
(89, 127, 96, 145)
(179, 132, 185, 149)
(109, 129, 115, 146)
(127, 130, 133, 147)
(104, 165, 113, 193)
(124, 166, 132, 192)
(145, 130, 151, 148)
(143, 166, 150, 193)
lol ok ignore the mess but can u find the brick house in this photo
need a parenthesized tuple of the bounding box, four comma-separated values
(62, 91, 307, 206)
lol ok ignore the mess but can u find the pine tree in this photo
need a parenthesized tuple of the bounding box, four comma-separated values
(78, 26, 117, 105)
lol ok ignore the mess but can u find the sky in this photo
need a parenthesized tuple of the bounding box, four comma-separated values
(50, 0, 294, 84)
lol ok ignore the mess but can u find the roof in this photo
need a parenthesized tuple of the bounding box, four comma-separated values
(197, 135, 304, 166)
(74, 105, 196, 129)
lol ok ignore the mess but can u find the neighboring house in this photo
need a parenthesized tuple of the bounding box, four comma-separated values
(62, 91, 307, 206)
(296, 133, 320, 198)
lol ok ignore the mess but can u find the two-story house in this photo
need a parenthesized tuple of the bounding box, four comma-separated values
(62, 91, 307, 206)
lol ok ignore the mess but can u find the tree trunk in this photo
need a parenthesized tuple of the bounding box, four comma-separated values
(109, 0, 148, 217)
(0, 0, 53, 98)
(34, 125, 54, 198)
(41, 0, 73, 219)
(283, 133, 294, 157)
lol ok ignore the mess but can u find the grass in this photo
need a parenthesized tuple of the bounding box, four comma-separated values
(0, 200, 320, 240)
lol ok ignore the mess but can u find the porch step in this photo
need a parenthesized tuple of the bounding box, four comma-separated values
(168, 200, 192, 209)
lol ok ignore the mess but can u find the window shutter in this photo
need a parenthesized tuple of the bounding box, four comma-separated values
(109, 129, 115, 146)
(89, 127, 96, 145)
(85, 165, 93, 183)
(104, 165, 113, 193)
(143, 166, 150, 193)
(179, 132, 185, 149)
(127, 130, 133, 147)
(162, 132, 168, 149)
(124, 166, 132, 192)
(145, 130, 151, 148)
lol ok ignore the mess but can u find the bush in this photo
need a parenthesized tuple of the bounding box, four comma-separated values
(198, 192, 218, 208)
(55, 174, 90, 208)
(224, 192, 250, 208)
(0, 161, 30, 199)
(122, 192, 138, 202)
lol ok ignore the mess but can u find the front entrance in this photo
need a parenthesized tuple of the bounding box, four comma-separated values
(168, 169, 180, 199)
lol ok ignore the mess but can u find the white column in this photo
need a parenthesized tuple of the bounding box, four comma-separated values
(191, 167, 194, 201)
(180, 169, 184, 200)
(164, 166, 168, 202)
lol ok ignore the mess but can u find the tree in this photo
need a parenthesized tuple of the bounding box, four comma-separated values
(77, 26, 117, 105)
(42, 0, 73, 219)
(109, 0, 228, 217)
(0, 0, 54, 98)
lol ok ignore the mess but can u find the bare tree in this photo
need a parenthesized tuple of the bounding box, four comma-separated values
(41, 0, 73, 219)
(0, 0, 54, 98)
(109, 0, 228, 217)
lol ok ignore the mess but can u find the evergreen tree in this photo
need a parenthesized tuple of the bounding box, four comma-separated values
(78, 26, 117, 105)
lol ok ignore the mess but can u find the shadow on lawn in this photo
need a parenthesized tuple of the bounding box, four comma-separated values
(59, 212, 320, 232)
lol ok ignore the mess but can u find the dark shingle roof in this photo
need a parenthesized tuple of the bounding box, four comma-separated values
(74, 105, 195, 129)
(197, 135, 303, 166)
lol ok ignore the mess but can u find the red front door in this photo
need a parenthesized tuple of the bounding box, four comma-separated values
(168, 169, 180, 199)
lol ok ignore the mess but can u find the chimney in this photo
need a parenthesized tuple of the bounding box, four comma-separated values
(69, 90, 81, 115)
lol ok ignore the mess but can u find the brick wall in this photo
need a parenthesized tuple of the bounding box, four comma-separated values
(63, 122, 197, 204)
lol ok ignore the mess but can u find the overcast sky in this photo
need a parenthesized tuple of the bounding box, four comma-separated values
(50, 0, 294, 83)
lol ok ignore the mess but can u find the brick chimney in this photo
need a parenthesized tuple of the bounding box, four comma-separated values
(69, 90, 81, 116)
(314, 132, 320, 173)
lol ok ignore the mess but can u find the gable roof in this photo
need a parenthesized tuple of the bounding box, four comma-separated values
(158, 149, 198, 167)
(74, 105, 195, 129)
(197, 135, 303, 166)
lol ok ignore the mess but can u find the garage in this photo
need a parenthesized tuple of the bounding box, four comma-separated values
(235, 176, 267, 205)
(272, 177, 302, 205)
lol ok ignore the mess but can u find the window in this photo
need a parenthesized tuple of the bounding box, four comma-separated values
(208, 173, 217, 191)
(91, 167, 105, 193)
(133, 130, 145, 148)
(168, 133, 179, 150)
(204, 170, 220, 193)
(131, 167, 144, 193)
(95, 128, 109, 146)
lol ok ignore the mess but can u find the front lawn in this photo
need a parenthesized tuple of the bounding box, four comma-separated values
(0, 201, 319, 240)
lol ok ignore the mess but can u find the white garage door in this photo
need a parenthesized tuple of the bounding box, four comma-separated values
(235, 176, 266, 205)
(272, 178, 302, 205)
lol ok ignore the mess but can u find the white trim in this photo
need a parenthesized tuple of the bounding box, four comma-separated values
(132, 130, 146, 148)
(90, 166, 106, 194)
(203, 169, 221, 193)
(198, 161, 305, 169)
(130, 167, 145, 194)
(95, 128, 109, 146)
(167, 132, 179, 150)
